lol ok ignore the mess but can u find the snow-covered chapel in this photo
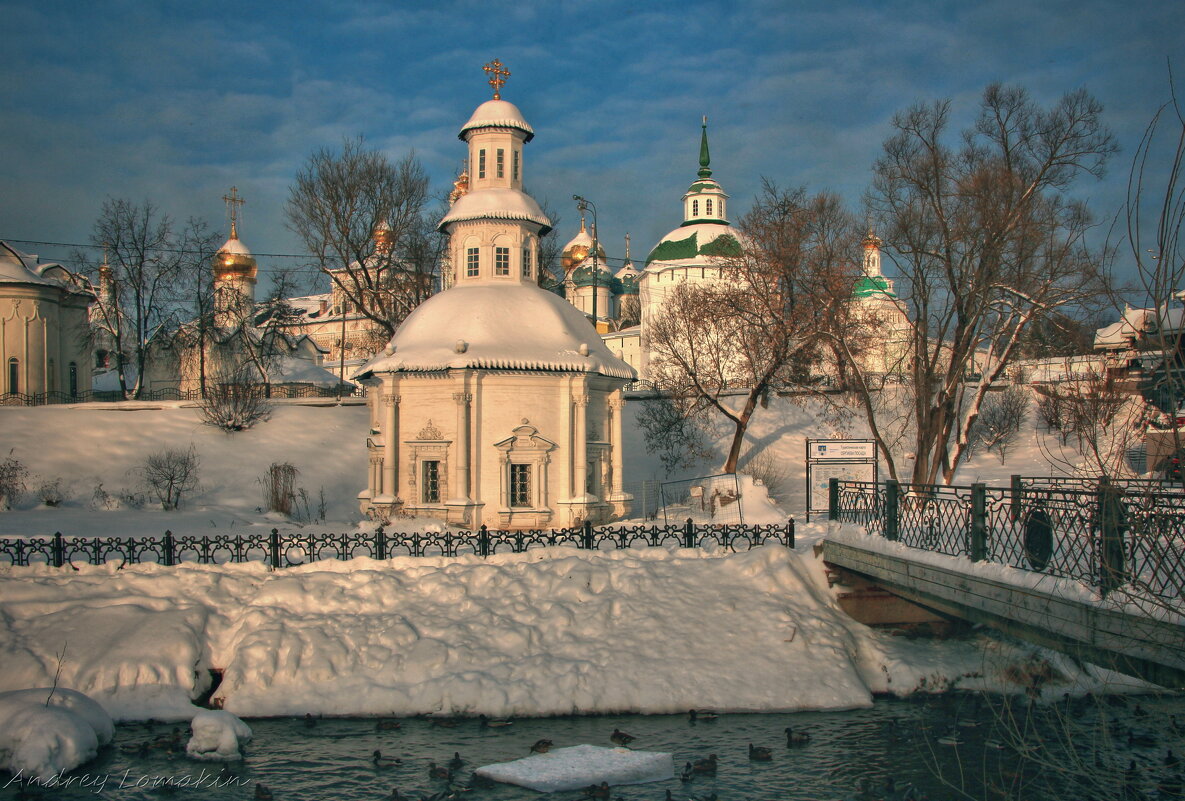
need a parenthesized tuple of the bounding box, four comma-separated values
(354, 63, 636, 529)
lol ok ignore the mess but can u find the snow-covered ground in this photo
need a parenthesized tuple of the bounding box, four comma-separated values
(0, 393, 1150, 741)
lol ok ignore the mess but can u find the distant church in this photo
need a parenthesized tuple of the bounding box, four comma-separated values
(353, 62, 635, 529)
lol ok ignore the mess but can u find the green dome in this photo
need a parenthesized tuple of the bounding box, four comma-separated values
(645, 225, 743, 265)
(853, 275, 896, 299)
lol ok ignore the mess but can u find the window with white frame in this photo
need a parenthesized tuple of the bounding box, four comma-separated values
(521, 246, 532, 277)
(692, 199, 699, 216)
(513, 150, 520, 181)
(478, 149, 486, 179)
(706, 198, 713, 217)
(496, 148, 504, 178)
(495, 247, 510, 276)
(466, 247, 479, 277)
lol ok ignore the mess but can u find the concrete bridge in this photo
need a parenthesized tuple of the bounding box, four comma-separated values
(820, 536, 1185, 690)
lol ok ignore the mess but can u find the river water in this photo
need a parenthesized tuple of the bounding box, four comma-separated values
(5, 693, 1183, 801)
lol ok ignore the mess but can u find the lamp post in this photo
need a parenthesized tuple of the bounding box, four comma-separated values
(572, 195, 599, 327)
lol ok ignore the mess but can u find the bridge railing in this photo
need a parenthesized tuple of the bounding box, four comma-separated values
(0, 518, 795, 570)
(830, 477, 1185, 605)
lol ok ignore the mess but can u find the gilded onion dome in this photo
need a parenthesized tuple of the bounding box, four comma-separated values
(560, 215, 606, 273)
(214, 220, 257, 283)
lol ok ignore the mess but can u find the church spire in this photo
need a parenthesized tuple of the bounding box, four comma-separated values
(698, 116, 712, 179)
(222, 186, 245, 240)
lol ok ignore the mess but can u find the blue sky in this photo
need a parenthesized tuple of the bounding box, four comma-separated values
(1, 0, 1181, 289)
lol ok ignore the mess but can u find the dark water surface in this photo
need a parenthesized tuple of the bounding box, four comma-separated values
(4, 694, 1183, 801)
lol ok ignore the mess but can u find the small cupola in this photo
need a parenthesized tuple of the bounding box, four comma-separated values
(681, 117, 729, 226)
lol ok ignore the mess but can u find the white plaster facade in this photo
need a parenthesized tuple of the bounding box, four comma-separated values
(0, 242, 93, 397)
(355, 93, 635, 530)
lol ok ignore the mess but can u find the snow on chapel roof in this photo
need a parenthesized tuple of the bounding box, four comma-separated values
(354, 284, 636, 380)
(438, 188, 552, 234)
(459, 99, 535, 142)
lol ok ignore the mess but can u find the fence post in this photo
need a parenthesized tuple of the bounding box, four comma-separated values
(163, 530, 175, 567)
(970, 484, 987, 562)
(52, 532, 64, 568)
(1097, 479, 1126, 597)
(828, 478, 840, 521)
(269, 528, 281, 569)
(884, 480, 899, 541)
(786, 517, 795, 549)
(683, 517, 695, 549)
(1010, 475, 1023, 522)
(375, 525, 386, 561)
(479, 524, 489, 558)
(582, 520, 594, 550)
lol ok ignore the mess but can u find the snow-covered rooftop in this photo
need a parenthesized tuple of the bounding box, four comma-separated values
(438, 187, 552, 234)
(645, 222, 745, 268)
(355, 283, 636, 380)
(0, 241, 70, 288)
(458, 98, 535, 142)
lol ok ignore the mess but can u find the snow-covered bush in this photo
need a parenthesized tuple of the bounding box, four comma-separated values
(140, 445, 200, 510)
(199, 372, 271, 432)
(739, 448, 789, 499)
(36, 477, 65, 507)
(966, 385, 1028, 464)
(0, 451, 29, 510)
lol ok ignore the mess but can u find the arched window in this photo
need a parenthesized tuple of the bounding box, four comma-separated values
(69, 362, 78, 397)
(692, 200, 699, 217)
(706, 199, 713, 217)
(7, 358, 18, 394)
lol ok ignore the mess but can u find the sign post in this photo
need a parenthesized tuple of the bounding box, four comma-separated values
(806, 439, 877, 521)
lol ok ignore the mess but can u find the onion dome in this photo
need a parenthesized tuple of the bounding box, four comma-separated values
(615, 234, 640, 294)
(354, 283, 635, 380)
(459, 99, 535, 142)
(646, 118, 743, 267)
(560, 216, 607, 273)
(214, 221, 257, 282)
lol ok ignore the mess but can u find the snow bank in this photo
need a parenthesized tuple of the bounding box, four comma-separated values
(476, 744, 672, 792)
(0, 688, 114, 781)
(186, 709, 252, 761)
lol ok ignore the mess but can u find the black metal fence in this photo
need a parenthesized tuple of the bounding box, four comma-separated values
(0, 518, 795, 569)
(829, 477, 1185, 604)
(0, 383, 364, 407)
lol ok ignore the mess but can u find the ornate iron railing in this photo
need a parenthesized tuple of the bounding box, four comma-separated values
(0, 518, 795, 569)
(830, 477, 1185, 605)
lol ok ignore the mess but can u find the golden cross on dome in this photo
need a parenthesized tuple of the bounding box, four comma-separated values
(222, 186, 245, 238)
(483, 59, 510, 99)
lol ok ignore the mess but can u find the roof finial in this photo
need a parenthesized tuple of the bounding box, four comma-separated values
(222, 186, 245, 239)
(698, 116, 712, 179)
(483, 59, 511, 100)
(624, 233, 631, 262)
(579, 211, 586, 233)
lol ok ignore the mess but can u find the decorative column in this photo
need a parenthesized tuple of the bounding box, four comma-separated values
(381, 390, 400, 499)
(573, 391, 589, 498)
(608, 393, 625, 496)
(451, 391, 473, 502)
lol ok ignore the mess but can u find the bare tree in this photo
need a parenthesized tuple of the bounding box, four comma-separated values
(140, 445, 200, 510)
(648, 183, 861, 474)
(198, 362, 271, 432)
(285, 138, 441, 339)
(82, 202, 219, 399)
(966, 384, 1030, 464)
(852, 84, 1116, 484)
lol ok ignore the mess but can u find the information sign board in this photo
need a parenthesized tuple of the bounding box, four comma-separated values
(805, 438, 877, 521)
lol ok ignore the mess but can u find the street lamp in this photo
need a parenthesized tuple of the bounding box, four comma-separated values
(572, 195, 599, 327)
